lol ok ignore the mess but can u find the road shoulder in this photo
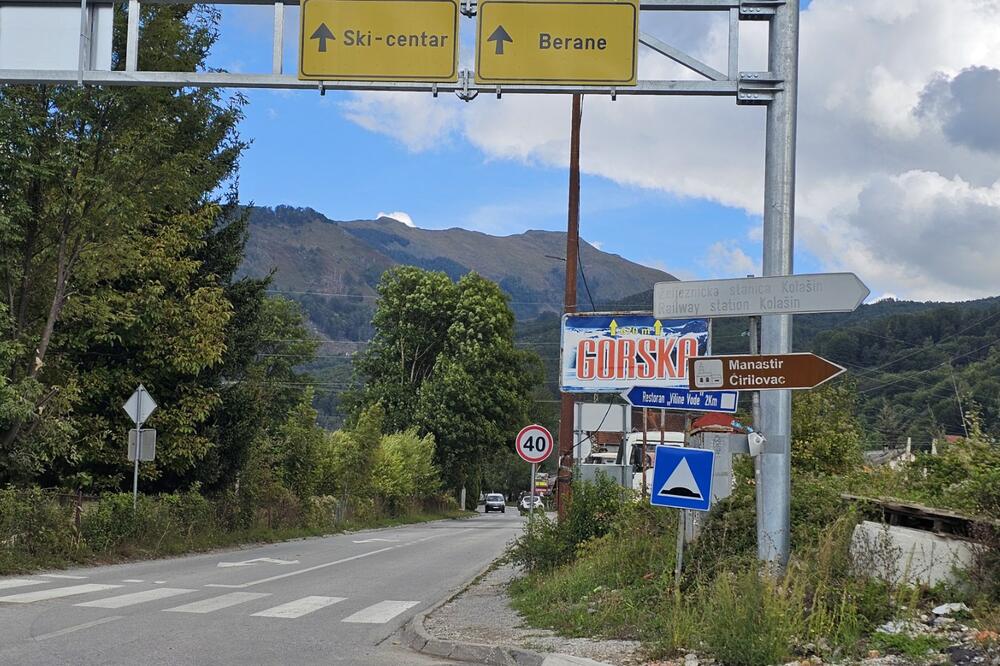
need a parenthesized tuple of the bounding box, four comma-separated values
(405, 561, 640, 665)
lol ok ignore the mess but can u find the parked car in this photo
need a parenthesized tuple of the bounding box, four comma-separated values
(484, 493, 506, 513)
(519, 495, 544, 514)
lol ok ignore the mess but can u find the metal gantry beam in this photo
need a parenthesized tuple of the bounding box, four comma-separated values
(0, 69, 744, 95)
(0, 0, 779, 99)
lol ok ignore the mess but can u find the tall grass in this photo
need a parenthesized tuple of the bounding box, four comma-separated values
(508, 481, 918, 665)
(0, 486, 461, 575)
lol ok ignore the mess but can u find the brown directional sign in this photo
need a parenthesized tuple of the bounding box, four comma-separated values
(687, 353, 846, 391)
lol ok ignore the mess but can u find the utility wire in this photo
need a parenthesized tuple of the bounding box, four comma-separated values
(848, 308, 1000, 379)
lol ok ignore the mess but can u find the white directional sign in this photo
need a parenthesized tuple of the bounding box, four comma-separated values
(515, 424, 554, 464)
(122, 384, 157, 425)
(654, 273, 869, 319)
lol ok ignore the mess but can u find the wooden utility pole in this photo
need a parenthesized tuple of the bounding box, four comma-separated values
(557, 94, 582, 518)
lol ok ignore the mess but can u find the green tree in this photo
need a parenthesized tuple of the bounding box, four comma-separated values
(318, 405, 383, 499)
(0, 6, 319, 491)
(791, 381, 863, 476)
(278, 389, 324, 500)
(355, 267, 542, 494)
(372, 429, 440, 513)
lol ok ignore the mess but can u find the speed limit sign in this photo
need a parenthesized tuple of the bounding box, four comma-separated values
(515, 424, 553, 464)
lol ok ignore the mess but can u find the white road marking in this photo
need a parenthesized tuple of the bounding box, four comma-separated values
(0, 584, 121, 604)
(206, 530, 456, 589)
(122, 579, 144, 583)
(164, 592, 270, 614)
(251, 596, 346, 618)
(352, 538, 398, 544)
(76, 588, 195, 609)
(154, 581, 167, 584)
(217, 557, 299, 568)
(0, 579, 47, 591)
(342, 600, 419, 624)
(33, 616, 123, 641)
(40, 574, 87, 580)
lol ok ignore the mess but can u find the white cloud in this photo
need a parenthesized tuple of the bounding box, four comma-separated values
(588, 240, 604, 251)
(703, 240, 759, 278)
(341, 92, 460, 152)
(376, 211, 416, 227)
(822, 171, 1000, 300)
(340, 0, 1000, 301)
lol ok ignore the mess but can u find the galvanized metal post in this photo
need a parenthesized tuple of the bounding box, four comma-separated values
(132, 389, 142, 509)
(641, 408, 648, 497)
(125, 0, 140, 72)
(748, 314, 764, 551)
(530, 463, 537, 523)
(758, 0, 799, 568)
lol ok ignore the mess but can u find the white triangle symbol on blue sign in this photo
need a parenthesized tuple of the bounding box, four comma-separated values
(658, 456, 703, 500)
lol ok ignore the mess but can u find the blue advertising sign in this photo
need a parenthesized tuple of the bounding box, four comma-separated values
(622, 386, 738, 413)
(560, 313, 709, 393)
(649, 446, 715, 512)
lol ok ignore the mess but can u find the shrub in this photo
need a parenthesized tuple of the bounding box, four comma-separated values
(0, 488, 79, 570)
(372, 429, 441, 514)
(508, 476, 628, 572)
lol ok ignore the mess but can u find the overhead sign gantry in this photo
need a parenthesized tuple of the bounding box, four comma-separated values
(0, 0, 805, 569)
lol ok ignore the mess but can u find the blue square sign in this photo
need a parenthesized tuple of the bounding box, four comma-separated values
(649, 446, 715, 512)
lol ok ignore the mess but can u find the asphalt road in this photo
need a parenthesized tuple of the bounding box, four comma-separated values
(0, 509, 523, 665)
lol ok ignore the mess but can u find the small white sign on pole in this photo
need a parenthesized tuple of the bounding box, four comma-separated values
(123, 385, 157, 426)
(127, 429, 156, 462)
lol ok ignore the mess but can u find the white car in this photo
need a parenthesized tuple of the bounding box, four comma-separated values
(519, 495, 544, 513)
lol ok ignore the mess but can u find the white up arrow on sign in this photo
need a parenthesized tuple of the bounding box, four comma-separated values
(654, 272, 869, 319)
(122, 384, 157, 425)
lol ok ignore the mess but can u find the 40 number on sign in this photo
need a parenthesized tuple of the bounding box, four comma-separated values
(515, 424, 553, 464)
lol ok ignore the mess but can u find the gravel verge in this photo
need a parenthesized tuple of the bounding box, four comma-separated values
(423, 561, 643, 665)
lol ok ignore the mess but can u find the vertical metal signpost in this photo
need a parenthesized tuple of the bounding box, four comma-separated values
(123, 385, 157, 510)
(530, 463, 537, 523)
(133, 389, 142, 508)
(759, 0, 800, 568)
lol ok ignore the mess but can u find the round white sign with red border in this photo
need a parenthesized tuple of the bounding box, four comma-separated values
(515, 424, 554, 464)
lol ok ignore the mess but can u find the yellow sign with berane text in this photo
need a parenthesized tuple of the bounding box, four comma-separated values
(299, 0, 459, 82)
(475, 0, 638, 86)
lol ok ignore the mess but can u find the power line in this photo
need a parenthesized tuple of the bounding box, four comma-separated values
(858, 338, 998, 394)
(849, 309, 1000, 379)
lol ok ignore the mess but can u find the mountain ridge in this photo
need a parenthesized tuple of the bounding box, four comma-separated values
(239, 205, 677, 339)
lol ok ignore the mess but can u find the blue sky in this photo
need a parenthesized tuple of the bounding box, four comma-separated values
(208, 1, 822, 282)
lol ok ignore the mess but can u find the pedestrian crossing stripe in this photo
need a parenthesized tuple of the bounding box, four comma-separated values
(649, 445, 715, 512)
(251, 596, 345, 618)
(0, 584, 121, 604)
(0, 581, 421, 625)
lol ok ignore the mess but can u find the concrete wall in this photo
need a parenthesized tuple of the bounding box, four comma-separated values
(850, 521, 976, 587)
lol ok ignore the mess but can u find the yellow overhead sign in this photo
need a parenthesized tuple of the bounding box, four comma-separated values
(299, 0, 459, 82)
(475, 0, 638, 86)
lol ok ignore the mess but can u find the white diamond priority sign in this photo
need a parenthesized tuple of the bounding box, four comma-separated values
(122, 384, 157, 425)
